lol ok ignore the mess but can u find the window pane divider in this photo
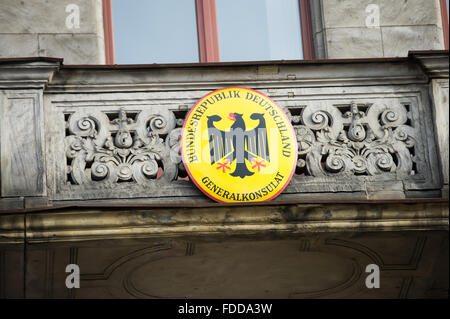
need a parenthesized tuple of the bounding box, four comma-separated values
(299, 0, 315, 60)
(196, 0, 221, 62)
(102, 0, 115, 64)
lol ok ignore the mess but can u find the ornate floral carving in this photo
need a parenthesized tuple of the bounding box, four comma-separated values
(65, 108, 180, 185)
(294, 101, 416, 177)
(63, 99, 418, 187)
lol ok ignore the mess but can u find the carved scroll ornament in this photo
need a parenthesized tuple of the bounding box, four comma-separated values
(294, 101, 416, 177)
(65, 108, 181, 185)
(64, 100, 417, 187)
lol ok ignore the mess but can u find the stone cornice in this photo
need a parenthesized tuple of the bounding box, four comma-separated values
(409, 50, 449, 79)
(0, 202, 447, 244)
(0, 58, 61, 89)
(0, 52, 446, 91)
(46, 58, 430, 93)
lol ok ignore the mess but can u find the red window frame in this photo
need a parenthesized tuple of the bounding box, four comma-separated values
(102, 0, 115, 64)
(440, 0, 449, 50)
(102, 0, 315, 64)
(298, 0, 315, 60)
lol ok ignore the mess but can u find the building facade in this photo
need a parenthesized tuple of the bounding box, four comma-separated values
(0, 0, 448, 298)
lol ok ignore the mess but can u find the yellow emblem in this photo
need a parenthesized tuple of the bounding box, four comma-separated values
(181, 87, 297, 203)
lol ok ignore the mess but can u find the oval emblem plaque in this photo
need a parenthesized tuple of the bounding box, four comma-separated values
(181, 87, 297, 203)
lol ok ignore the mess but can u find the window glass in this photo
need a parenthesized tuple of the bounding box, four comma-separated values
(216, 0, 303, 62)
(112, 0, 199, 64)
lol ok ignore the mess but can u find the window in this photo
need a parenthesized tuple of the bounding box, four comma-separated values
(216, 0, 304, 61)
(103, 0, 314, 64)
(112, 0, 199, 64)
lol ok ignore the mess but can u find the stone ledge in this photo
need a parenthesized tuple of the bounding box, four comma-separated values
(0, 60, 61, 89)
(0, 202, 447, 244)
(410, 51, 450, 78)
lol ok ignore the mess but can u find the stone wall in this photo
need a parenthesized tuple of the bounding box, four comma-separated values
(0, 203, 448, 298)
(312, 0, 446, 58)
(0, 0, 105, 64)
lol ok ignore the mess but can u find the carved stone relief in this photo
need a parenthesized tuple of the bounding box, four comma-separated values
(291, 101, 416, 177)
(47, 89, 440, 201)
(64, 108, 182, 185)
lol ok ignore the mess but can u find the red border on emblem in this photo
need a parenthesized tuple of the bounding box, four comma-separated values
(181, 87, 298, 203)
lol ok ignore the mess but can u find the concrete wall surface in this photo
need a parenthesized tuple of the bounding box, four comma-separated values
(0, 0, 105, 64)
(312, 0, 447, 58)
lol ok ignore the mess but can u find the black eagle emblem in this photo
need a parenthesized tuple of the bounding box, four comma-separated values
(207, 112, 270, 178)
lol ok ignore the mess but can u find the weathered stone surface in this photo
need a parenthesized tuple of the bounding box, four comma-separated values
(318, 0, 446, 58)
(0, 197, 24, 211)
(0, 34, 38, 57)
(325, 27, 383, 58)
(0, 0, 104, 64)
(1, 202, 445, 298)
(313, 31, 327, 59)
(322, 0, 441, 28)
(414, 53, 449, 78)
(0, 212, 24, 244)
(0, 60, 61, 89)
(431, 79, 449, 197)
(0, 247, 24, 298)
(365, 181, 405, 199)
(424, 235, 449, 298)
(322, 24, 444, 59)
(382, 26, 444, 57)
(0, 202, 444, 243)
(24, 197, 51, 208)
(38, 34, 105, 64)
(0, 0, 102, 34)
(322, 0, 375, 28)
(0, 223, 447, 298)
(47, 60, 427, 92)
(379, 0, 441, 26)
(310, 0, 325, 34)
(0, 90, 46, 197)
